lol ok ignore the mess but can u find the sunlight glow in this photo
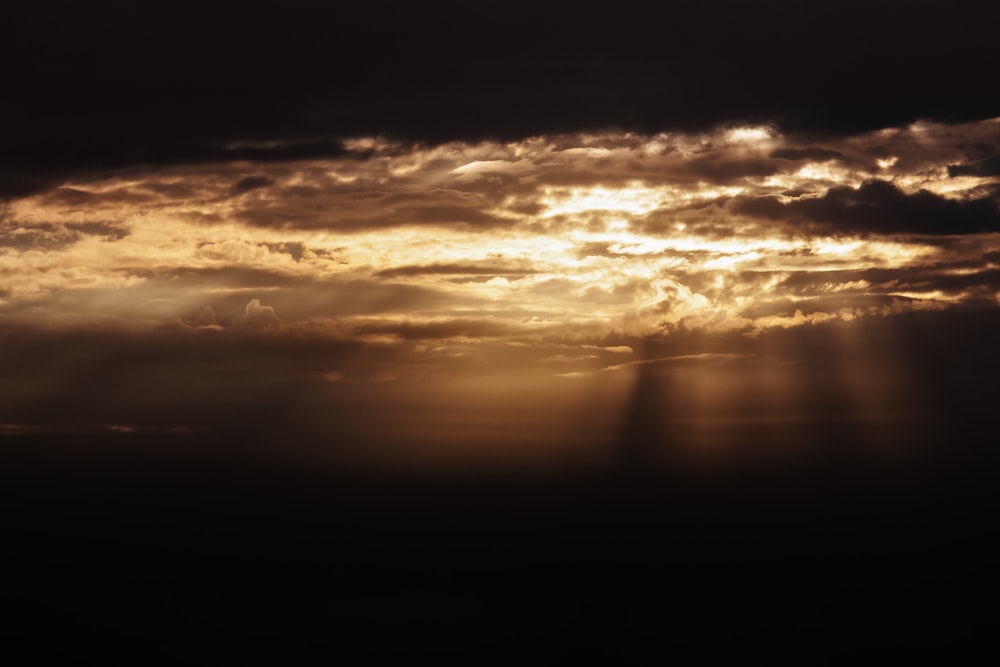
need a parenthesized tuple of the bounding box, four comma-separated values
(726, 126, 773, 143)
(3, 121, 994, 346)
(540, 185, 666, 216)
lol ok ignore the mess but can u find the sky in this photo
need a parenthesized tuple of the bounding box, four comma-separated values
(4, 2, 1000, 658)
(3, 2, 998, 467)
(3, 117, 999, 467)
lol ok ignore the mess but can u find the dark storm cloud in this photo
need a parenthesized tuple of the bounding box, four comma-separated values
(572, 241, 723, 266)
(948, 155, 1000, 177)
(4, 1, 998, 190)
(216, 140, 352, 163)
(0, 172, 60, 200)
(233, 176, 275, 194)
(732, 180, 1000, 235)
(814, 266, 1000, 295)
(0, 142, 353, 204)
(768, 264, 1000, 303)
(686, 154, 782, 183)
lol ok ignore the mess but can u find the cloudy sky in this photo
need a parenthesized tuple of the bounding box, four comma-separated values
(6, 2, 1000, 659)
(3, 2, 999, 469)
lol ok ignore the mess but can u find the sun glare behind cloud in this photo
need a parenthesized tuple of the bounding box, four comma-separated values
(1, 117, 998, 464)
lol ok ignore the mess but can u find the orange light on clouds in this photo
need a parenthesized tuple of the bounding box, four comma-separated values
(2, 118, 997, 394)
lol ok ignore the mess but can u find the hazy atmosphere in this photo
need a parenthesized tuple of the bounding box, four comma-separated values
(4, 2, 999, 662)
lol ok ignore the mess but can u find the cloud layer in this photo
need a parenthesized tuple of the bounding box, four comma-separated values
(4, 118, 998, 337)
(2, 117, 998, 461)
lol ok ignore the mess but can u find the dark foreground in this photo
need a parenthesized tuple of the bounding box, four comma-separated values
(4, 425, 999, 665)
